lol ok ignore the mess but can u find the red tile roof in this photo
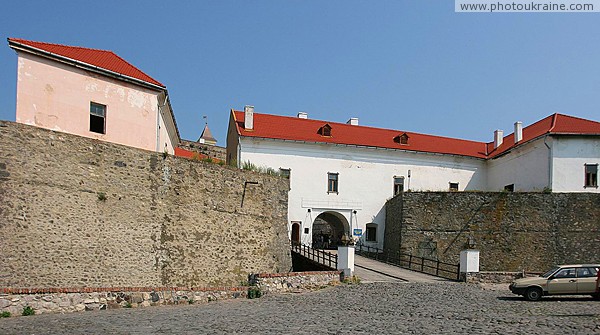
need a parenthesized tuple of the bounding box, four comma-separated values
(487, 113, 600, 158)
(8, 38, 164, 88)
(232, 111, 600, 160)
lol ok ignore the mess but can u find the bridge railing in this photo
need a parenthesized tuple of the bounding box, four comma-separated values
(291, 243, 338, 270)
(356, 243, 460, 281)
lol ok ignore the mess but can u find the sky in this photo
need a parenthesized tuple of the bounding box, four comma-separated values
(1, 1, 599, 145)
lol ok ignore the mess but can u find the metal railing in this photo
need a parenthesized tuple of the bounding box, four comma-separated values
(291, 243, 338, 270)
(356, 244, 460, 281)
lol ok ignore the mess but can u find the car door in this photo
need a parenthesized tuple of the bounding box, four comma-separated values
(576, 267, 598, 294)
(547, 268, 578, 294)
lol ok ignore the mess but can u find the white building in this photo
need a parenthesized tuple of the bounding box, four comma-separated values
(227, 107, 600, 248)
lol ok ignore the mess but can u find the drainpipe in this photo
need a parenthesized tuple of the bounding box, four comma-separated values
(543, 135, 553, 190)
(157, 94, 169, 153)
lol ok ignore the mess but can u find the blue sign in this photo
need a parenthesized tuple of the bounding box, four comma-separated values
(353, 229, 363, 237)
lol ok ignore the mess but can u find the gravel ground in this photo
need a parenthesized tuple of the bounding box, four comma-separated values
(1, 282, 599, 334)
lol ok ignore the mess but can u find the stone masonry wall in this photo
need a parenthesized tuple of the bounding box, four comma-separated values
(384, 192, 600, 272)
(0, 121, 291, 288)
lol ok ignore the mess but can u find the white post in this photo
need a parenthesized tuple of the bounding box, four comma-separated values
(460, 250, 480, 282)
(337, 245, 355, 278)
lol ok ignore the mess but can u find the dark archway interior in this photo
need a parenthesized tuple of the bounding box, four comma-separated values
(312, 212, 348, 249)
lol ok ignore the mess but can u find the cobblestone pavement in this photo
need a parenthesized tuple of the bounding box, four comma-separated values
(1, 282, 599, 334)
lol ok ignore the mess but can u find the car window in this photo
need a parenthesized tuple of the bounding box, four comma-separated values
(542, 267, 559, 278)
(576, 268, 594, 278)
(554, 268, 576, 279)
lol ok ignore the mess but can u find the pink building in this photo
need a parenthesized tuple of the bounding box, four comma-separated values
(8, 38, 179, 153)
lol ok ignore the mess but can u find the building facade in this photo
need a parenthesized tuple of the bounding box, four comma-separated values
(8, 38, 179, 154)
(227, 107, 600, 248)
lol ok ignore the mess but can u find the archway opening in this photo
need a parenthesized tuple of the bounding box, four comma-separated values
(312, 211, 349, 249)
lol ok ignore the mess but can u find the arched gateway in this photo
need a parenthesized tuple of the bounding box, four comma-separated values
(311, 211, 350, 249)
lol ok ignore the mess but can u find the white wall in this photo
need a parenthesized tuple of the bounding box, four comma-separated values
(239, 138, 486, 248)
(551, 136, 600, 193)
(487, 137, 551, 192)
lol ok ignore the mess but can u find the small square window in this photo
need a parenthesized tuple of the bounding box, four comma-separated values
(584, 164, 598, 188)
(449, 182, 459, 192)
(327, 172, 339, 193)
(394, 176, 405, 195)
(90, 102, 106, 134)
(304, 228, 309, 234)
(504, 184, 514, 192)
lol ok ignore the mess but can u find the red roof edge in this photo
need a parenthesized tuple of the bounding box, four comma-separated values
(8, 37, 165, 88)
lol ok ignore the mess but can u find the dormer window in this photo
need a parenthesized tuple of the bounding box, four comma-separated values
(394, 133, 409, 145)
(318, 124, 332, 137)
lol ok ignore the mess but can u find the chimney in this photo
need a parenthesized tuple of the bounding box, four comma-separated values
(244, 105, 254, 130)
(494, 129, 504, 149)
(297, 112, 308, 119)
(514, 121, 523, 143)
(346, 117, 359, 126)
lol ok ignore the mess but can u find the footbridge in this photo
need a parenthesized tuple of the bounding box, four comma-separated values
(290, 244, 453, 283)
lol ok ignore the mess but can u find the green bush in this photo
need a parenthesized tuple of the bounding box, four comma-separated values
(247, 287, 262, 299)
(0, 311, 11, 318)
(22, 306, 35, 316)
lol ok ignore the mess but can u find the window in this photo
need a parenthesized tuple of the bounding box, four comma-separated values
(318, 124, 332, 137)
(394, 176, 405, 195)
(393, 133, 409, 145)
(553, 268, 576, 279)
(279, 168, 291, 179)
(366, 223, 377, 242)
(585, 164, 598, 188)
(576, 267, 597, 278)
(327, 172, 339, 193)
(504, 184, 514, 192)
(90, 102, 106, 134)
(449, 182, 459, 192)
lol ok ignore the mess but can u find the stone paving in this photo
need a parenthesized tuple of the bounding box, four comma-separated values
(1, 282, 599, 334)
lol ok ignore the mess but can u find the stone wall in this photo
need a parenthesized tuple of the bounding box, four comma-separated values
(384, 192, 600, 272)
(0, 286, 247, 316)
(248, 271, 341, 294)
(0, 121, 291, 288)
(179, 139, 226, 161)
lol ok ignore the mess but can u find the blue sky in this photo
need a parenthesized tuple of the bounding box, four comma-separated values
(1, 1, 599, 145)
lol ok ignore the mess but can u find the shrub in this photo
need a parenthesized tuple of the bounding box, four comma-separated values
(0, 311, 11, 318)
(247, 287, 262, 299)
(22, 306, 35, 316)
(97, 192, 107, 201)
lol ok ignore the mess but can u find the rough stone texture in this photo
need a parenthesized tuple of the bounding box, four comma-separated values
(464, 271, 541, 284)
(1, 282, 599, 334)
(0, 287, 247, 316)
(249, 271, 341, 294)
(0, 121, 291, 288)
(178, 139, 226, 161)
(384, 192, 600, 272)
(0, 271, 338, 316)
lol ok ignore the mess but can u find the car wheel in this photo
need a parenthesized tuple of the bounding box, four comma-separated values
(525, 287, 543, 301)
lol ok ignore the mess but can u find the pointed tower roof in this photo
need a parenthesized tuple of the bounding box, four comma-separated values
(198, 124, 217, 145)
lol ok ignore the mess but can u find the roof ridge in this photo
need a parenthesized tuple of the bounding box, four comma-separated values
(234, 110, 487, 145)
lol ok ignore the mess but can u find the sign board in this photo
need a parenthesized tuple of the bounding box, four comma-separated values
(353, 229, 363, 237)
